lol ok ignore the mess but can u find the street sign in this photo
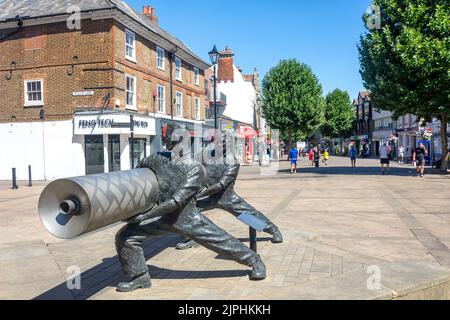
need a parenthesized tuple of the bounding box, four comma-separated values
(237, 213, 268, 232)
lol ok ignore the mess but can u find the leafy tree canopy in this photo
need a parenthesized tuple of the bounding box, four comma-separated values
(359, 0, 449, 119)
(262, 59, 325, 143)
(322, 89, 356, 139)
(359, 0, 450, 169)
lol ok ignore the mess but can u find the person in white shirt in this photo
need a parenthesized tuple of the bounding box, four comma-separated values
(380, 143, 390, 175)
(398, 145, 405, 164)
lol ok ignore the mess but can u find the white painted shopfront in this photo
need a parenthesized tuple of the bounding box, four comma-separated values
(0, 111, 156, 181)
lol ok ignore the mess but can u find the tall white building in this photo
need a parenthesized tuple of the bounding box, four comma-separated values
(206, 47, 264, 164)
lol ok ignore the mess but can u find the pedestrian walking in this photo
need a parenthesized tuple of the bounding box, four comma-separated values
(322, 149, 329, 166)
(313, 147, 320, 168)
(447, 148, 450, 164)
(309, 148, 314, 166)
(290, 145, 299, 174)
(349, 144, 357, 168)
(413, 143, 428, 178)
(411, 146, 417, 168)
(398, 145, 405, 164)
(380, 143, 390, 175)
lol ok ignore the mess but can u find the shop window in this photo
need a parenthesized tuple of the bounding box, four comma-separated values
(129, 138, 147, 169)
(85, 135, 104, 175)
(108, 135, 121, 172)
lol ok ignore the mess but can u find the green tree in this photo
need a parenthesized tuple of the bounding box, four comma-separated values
(262, 59, 325, 150)
(359, 0, 450, 171)
(322, 89, 356, 139)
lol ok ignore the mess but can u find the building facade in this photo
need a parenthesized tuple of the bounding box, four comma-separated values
(0, 1, 209, 180)
(396, 114, 420, 158)
(352, 91, 374, 156)
(372, 109, 395, 156)
(206, 47, 264, 164)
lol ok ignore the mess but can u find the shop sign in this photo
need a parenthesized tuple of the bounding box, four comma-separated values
(237, 125, 256, 138)
(74, 114, 156, 136)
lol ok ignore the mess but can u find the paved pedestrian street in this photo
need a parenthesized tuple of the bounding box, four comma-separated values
(1, 157, 450, 300)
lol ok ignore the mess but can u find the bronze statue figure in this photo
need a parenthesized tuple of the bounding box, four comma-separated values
(176, 153, 283, 250)
(115, 151, 266, 292)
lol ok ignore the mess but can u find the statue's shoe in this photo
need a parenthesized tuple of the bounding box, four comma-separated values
(249, 255, 266, 281)
(175, 240, 198, 250)
(116, 273, 152, 292)
(271, 230, 284, 244)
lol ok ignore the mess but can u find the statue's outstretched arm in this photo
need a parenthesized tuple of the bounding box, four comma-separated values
(128, 164, 203, 224)
(200, 161, 240, 198)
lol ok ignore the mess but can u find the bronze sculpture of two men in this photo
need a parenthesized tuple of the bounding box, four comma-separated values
(115, 138, 283, 292)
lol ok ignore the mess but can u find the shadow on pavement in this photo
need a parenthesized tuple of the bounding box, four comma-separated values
(280, 166, 418, 177)
(33, 233, 255, 300)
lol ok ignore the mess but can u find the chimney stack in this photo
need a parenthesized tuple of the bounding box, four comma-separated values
(143, 6, 158, 27)
(218, 46, 235, 83)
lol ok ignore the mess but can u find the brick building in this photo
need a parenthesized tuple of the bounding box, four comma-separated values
(205, 46, 264, 164)
(0, 0, 210, 180)
(352, 91, 374, 157)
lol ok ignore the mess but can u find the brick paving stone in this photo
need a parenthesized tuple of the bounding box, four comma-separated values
(2, 157, 450, 299)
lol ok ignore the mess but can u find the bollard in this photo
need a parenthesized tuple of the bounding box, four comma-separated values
(28, 165, 32, 187)
(12, 168, 18, 190)
(249, 227, 257, 253)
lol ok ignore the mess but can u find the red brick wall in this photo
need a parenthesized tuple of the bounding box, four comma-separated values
(0, 20, 114, 123)
(0, 18, 207, 123)
(218, 56, 234, 83)
(112, 21, 206, 120)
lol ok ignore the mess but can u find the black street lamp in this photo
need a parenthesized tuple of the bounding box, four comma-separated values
(209, 45, 220, 130)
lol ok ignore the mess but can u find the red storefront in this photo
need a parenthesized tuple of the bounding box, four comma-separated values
(237, 125, 257, 164)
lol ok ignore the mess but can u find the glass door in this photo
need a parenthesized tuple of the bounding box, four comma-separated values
(129, 138, 147, 169)
(85, 135, 104, 175)
(108, 135, 121, 172)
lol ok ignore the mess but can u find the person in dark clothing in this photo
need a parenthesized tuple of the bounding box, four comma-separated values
(413, 143, 428, 177)
(411, 147, 417, 166)
(176, 151, 284, 251)
(313, 147, 320, 168)
(115, 151, 266, 292)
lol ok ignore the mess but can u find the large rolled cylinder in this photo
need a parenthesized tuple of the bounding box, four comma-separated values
(38, 169, 159, 239)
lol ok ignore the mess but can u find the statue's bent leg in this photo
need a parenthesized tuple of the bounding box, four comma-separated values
(173, 207, 266, 280)
(218, 188, 283, 243)
(196, 196, 217, 213)
(115, 219, 172, 291)
(175, 196, 217, 250)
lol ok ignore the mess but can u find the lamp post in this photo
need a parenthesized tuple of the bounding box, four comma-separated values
(209, 45, 219, 130)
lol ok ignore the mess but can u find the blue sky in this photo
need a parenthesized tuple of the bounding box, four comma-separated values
(128, 0, 372, 100)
